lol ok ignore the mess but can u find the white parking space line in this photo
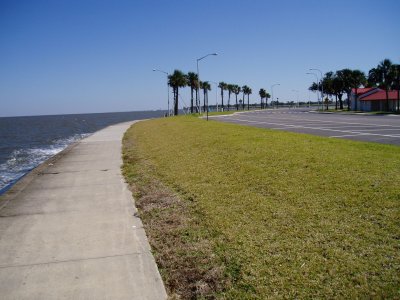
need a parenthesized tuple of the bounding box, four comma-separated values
(211, 111, 400, 145)
(286, 124, 377, 129)
(351, 128, 400, 131)
(222, 114, 400, 128)
(329, 134, 367, 138)
(228, 118, 400, 139)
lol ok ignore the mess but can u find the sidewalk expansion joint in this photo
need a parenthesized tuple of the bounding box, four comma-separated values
(0, 252, 148, 269)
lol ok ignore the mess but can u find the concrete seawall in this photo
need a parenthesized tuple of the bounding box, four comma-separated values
(0, 121, 167, 299)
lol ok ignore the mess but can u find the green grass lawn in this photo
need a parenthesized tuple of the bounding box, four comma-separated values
(196, 110, 240, 117)
(122, 115, 400, 299)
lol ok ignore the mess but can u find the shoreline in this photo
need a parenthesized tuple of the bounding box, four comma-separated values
(0, 111, 166, 197)
(0, 139, 83, 203)
(0, 121, 167, 299)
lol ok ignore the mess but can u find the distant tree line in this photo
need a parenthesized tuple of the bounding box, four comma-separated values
(166, 58, 399, 115)
(167, 70, 271, 115)
(309, 59, 400, 112)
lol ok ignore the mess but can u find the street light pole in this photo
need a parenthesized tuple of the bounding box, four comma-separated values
(196, 60, 201, 114)
(271, 83, 280, 109)
(196, 53, 218, 120)
(310, 68, 324, 110)
(306, 72, 320, 110)
(153, 69, 170, 116)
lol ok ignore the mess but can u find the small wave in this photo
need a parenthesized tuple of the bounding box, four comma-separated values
(0, 133, 89, 192)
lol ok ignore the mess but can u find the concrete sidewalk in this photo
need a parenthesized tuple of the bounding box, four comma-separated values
(0, 122, 167, 299)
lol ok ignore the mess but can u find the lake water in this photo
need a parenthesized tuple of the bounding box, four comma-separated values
(0, 111, 165, 194)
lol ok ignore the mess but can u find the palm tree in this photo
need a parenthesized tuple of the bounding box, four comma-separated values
(196, 81, 200, 113)
(266, 92, 271, 107)
(391, 64, 400, 112)
(168, 70, 187, 115)
(322, 72, 335, 110)
(379, 59, 394, 111)
(241, 85, 247, 110)
(351, 70, 367, 111)
(233, 85, 241, 110)
(336, 69, 365, 110)
(336, 69, 352, 110)
(200, 81, 211, 112)
(259, 88, 266, 109)
(199, 81, 204, 112)
(369, 59, 395, 111)
(308, 82, 320, 106)
(332, 73, 345, 110)
(242, 86, 252, 110)
(186, 72, 198, 113)
(218, 82, 227, 110)
(336, 69, 350, 110)
(227, 84, 234, 111)
(367, 67, 381, 88)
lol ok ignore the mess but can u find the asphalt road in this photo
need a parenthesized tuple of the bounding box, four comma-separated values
(210, 108, 400, 146)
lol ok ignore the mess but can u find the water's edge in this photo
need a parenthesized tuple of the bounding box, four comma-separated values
(0, 120, 140, 202)
(0, 111, 164, 194)
(0, 139, 81, 208)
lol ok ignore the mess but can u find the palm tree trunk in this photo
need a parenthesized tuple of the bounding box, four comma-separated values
(397, 89, 400, 113)
(347, 92, 351, 110)
(206, 91, 209, 112)
(221, 89, 224, 110)
(195, 89, 198, 113)
(397, 75, 400, 112)
(338, 94, 343, 110)
(354, 88, 358, 111)
(172, 87, 175, 115)
(335, 94, 338, 110)
(386, 89, 389, 111)
(203, 90, 206, 112)
(247, 94, 250, 110)
(199, 89, 202, 113)
(190, 88, 194, 113)
(235, 94, 238, 110)
(174, 87, 179, 115)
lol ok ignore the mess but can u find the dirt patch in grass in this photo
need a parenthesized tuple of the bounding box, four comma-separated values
(122, 136, 227, 299)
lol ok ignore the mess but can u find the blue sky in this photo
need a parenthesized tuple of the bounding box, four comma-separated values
(1, 0, 399, 117)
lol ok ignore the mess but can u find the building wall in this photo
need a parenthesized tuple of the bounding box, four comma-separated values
(360, 100, 371, 111)
(360, 100, 398, 112)
(351, 96, 364, 111)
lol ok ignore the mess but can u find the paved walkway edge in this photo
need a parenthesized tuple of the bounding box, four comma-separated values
(0, 121, 167, 299)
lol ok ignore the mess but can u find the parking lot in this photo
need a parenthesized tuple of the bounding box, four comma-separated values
(210, 108, 400, 146)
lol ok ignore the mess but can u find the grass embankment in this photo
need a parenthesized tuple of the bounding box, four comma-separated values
(197, 110, 238, 117)
(122, 116, 400, 299)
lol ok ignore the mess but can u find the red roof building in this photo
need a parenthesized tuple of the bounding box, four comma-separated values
(360, 90, 398, 101)
(350, 88, 400, 112)
(351, 87, 376, 95)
